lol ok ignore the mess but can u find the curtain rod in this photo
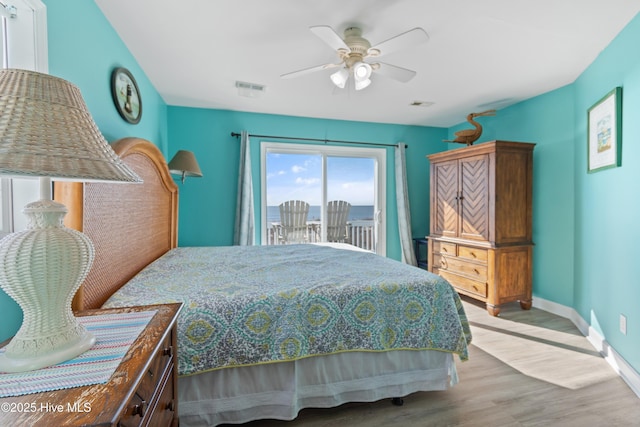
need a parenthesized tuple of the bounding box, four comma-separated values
(230, 132, 406, 148)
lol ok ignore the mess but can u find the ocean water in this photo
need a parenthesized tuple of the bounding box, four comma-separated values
(267, 205, 374, 223)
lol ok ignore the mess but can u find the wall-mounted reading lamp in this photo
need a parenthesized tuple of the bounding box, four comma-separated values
(168, 150, 203, 183)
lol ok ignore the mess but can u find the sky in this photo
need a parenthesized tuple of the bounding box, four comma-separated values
(266, 153, 375, 206)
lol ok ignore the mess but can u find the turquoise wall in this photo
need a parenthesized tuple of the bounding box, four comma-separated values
(166, 107, 446, 256)
(0, 0, 168, 342)
(459, 85, 577, 308)
(572, 14, 640, 370)
(45, 0, 168, 149)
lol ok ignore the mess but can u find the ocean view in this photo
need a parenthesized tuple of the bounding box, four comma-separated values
(267, 205, 374, 223)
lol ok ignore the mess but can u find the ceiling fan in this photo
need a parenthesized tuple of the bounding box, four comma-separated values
(281, 25, 429, 91)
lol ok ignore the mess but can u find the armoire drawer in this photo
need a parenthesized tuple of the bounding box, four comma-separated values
(457, 245, 487, 263)
(434, 254, 487, 281)
(436, 269, 488, 298)
(432, 241, 457, 256)
(432, 241, 487, 264)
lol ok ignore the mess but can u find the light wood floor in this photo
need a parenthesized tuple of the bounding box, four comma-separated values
(228, 297, 640, 427)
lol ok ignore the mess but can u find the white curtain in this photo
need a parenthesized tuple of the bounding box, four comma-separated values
(395, 143, 417, 266)
(234, 131, 255, 245)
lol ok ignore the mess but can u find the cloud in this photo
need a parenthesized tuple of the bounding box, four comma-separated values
(328, 180, 375, 205)
(295, 177, 320, 185)
(291, 165, 306, 173)
(267, 170, 286, 179)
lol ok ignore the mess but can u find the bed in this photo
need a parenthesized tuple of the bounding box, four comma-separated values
(54, 137, 471, 426)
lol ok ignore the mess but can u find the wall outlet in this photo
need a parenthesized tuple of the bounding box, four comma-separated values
(620, 314, 627, 335)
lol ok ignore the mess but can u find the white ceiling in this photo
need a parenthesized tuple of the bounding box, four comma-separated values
(95, 0, 640, 128)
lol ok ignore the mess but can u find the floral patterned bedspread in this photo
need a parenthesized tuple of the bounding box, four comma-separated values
(102, 245, 471, 376)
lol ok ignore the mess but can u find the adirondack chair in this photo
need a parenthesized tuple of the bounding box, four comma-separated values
(278, 200, 310, 244)
(326, 200, 351, 243)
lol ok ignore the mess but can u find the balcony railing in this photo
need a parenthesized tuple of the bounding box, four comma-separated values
(266, 220, 376, 252)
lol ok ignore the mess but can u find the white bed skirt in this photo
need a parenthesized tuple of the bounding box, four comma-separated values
(178, 350, 457, 426)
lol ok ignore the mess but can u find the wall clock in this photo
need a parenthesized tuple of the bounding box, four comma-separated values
(111, 67, 142, 124)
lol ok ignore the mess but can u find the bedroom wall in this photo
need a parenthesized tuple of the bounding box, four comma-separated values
(452, 86, 577, 309)
(166, 106, 447, 260)
(572, 13, 640, 374)
(0, 0, 169, 342)
(44, 0, 168, 148)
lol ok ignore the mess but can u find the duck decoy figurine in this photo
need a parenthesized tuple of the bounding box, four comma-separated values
(444, 109, 496, 145)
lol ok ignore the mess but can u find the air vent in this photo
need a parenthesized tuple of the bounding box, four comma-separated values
(410, 101, 434, 107)
(236, 81, 266, 98)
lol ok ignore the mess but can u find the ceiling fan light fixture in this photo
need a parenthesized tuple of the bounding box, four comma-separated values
(330, 68, 349, 89)
(353, 62, 372, 81)
(354, 78, 371, 91)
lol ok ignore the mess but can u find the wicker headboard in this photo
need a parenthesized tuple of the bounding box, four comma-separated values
(54, 137, 178, 311)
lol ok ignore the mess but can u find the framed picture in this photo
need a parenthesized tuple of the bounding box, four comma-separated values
(111, 67, 142, 124)
(587, 87, 622, 173)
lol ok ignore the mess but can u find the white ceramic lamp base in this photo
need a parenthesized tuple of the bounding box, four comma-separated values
(0, 199, 96, 373)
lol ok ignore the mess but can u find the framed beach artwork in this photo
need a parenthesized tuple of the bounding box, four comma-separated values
(587, 87, 622, 173)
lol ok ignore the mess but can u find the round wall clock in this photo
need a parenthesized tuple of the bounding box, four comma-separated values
(111, 67, 142, 124)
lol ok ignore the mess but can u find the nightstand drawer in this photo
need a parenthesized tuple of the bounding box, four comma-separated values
(120, 328, 175, 426)
(138, 331, 174, 403)
(146, 363, 177, 427)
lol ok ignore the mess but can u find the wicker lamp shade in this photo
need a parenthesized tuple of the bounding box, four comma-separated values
(0, 69, 141, 182)
(0, 69, 141, 373)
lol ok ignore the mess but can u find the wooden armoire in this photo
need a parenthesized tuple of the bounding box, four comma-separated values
(426, 141, 535, 316)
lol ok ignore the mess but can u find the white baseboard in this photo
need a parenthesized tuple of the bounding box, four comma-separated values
(532, 297, 640, 399)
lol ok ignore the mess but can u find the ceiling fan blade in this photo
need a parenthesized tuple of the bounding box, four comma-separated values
(280, 63, 341, 79)
(374, 62, 417, 83)
(368, 28, 429, 58)
(310, 25, 349, 51)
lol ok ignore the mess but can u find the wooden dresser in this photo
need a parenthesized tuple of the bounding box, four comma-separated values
(427, 141, 535, 316)
(0, 303, 181, 426)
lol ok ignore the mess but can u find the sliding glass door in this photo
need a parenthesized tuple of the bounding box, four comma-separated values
(261, 142, 386, 255)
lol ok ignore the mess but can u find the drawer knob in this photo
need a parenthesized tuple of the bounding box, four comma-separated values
(167, 399, 176, 412)
(163, 346, 173, 357)
(133, 400, 147, 417)
(473, 268, 480, 275)
(470, 252, 477, 258)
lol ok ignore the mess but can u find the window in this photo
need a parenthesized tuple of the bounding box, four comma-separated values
(0, 0, 46, 237)
(261, 142, 386, 255)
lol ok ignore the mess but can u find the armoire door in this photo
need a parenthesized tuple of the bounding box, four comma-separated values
(430, 159, 458, 238)
(458, 154, 490, 242)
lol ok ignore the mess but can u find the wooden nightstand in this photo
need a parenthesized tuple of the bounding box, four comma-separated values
(0, 303, 182, 427)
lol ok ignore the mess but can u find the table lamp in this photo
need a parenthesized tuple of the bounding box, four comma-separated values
(0, 69, 142, 372)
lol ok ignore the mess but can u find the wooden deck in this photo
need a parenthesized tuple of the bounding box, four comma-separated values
(266, 220, 376, 251)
